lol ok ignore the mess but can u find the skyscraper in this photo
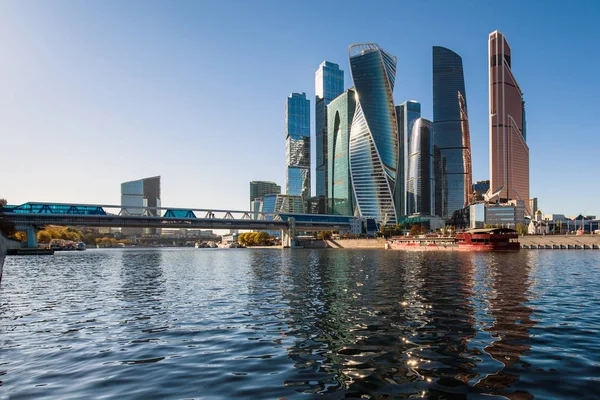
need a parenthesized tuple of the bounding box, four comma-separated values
(286, 92, 311, 205)
(315, 61, 344, 197)
(395, 100, 421, 219)
(407, 118, 434, 215)
(349, 43, 398, 225)
(432, 46, 472, 220)
(121, 176, 161, 236)
(488, 31, 530, 214)
(327, 88, 356, 215)
(249, 181, 281, 208)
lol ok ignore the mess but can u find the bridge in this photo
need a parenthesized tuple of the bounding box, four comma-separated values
(2, 202, 366, 248)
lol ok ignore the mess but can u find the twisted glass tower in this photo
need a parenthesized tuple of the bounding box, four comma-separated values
(349, 43, 398, 225)
(432, 46, 472, 220)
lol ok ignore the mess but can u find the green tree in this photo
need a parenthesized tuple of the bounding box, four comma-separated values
(254, 231, 269, 245)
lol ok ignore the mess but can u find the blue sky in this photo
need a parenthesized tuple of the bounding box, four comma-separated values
(1, 0, 598, 216)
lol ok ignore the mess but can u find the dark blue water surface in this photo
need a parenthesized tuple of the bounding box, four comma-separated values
(1, 248, 599, 399)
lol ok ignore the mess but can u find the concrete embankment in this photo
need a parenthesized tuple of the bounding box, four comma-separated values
(520, 235, 600, 249)
(1, 234, 24, 284)
(298, 238, 386, 249)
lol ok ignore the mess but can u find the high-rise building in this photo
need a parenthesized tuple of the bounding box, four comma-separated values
(249, 181, 281, 208)
(395, 100, 421, 218)
(432, 46, 472, 220)
(407, 118, 434, 215)
(286, 93, 311, 207)
(327, 88, 356, 216)
(315, 61, 344, 198)
(348, 43, 399, 225)
(121, 176, 161, 236)
(488, 31, 530, 214)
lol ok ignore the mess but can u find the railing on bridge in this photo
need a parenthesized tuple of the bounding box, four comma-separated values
(3, 202, 359, 226)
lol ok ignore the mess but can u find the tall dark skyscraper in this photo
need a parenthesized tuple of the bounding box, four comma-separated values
(349, 43, 398, 225)
(327, 88, 356, 216)
(315, 61, 344, 198)
(432, 46, 472, 220)
(488, 31, 529, 214)
(285, 92, 311, 205)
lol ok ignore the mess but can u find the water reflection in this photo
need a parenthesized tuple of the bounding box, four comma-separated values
(475, 252, 536, 398)
(117, 250, 165, 303)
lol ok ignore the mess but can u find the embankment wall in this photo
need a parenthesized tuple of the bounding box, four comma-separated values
(299, 238, 386, 249)
(1, 234, 23, 283)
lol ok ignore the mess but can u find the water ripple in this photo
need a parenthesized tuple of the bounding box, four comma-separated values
(1, 248, 600, 398)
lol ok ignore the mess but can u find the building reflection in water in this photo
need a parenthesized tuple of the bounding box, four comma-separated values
(245, 249, 536, 399)
(474, 252, 536, 399)
(117, 250, 165, 306)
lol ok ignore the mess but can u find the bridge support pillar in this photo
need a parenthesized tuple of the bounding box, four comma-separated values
(16, 225, 38, 248)
(26, 226, 38, 248)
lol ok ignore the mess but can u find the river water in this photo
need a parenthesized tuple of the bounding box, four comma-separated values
(1, 248, 599, 399)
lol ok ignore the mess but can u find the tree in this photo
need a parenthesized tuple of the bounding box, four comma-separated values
(37, 231, 52, 243)
(0, 201, 16, 237)
(317, 230, 333, 240)
(409, 225, 422, 236)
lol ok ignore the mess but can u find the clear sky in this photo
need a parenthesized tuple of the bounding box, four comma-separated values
(1, 0, 598, 216)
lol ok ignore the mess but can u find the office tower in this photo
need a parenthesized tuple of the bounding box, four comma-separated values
(121, 176, 161, 236)
(407, 118, 433, 215)
(249, 181, 281, 208)
(432, 46, 472, 220)
(327, 88, 356, 215)
(395, 100, 421, 219)
(286, 93, 311, 206)
(348, 43, 399, 225)
(488, 31, 530, 214)
(315, 61, 344, 197)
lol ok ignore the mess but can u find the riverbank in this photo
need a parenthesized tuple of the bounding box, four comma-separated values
(520, 234, 600, 248)
(0, 234, 23, 284)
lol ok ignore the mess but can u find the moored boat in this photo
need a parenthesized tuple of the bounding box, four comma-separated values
(387, 228, 520, 252)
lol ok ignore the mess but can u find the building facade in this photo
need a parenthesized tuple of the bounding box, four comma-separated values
(432, 46, 472, 220)
(286, 92, 311, 206)
(315, 61, 344, 198)
(395, 100, 421, 219)
(407, 118, 434, 215)
(488, 31, 530, 215)
(121, 176, 161, 236)
(249, 181, 281, 208)
(348, 43, 399, 225)
(327, 88, 356, 216)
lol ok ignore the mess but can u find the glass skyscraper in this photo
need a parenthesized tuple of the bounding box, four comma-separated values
(315, 61, 344, 198)
(120, 176, 161, 236)
(395, 100, 421, 219)
(249, 181, 281, 209)
(407, 118, 433, 215)
(432, 46, 472, 220)
(349, 43, 398, 225)
(488, 31, 530, 215)
(327, 88, 356, 216)
(285, 92, 310, 206)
